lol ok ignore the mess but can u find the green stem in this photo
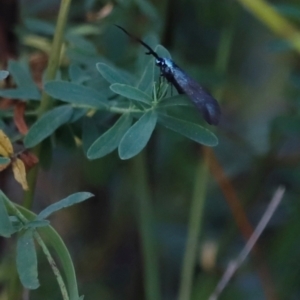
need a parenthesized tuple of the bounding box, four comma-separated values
(23, 0, 72, 206)
(7, 1, 73, 299)
(214, 22, 236, 101)
(131, 152, 161, 300)
(108, 106, 147, 114)
(38, 0, 72, 115)
(178, 156, 209, 300)
(2, 192, 80, 300)
(178, 23, 235, 300)
(0, 110, 37, 118)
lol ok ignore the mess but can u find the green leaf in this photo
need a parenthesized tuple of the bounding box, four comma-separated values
(8, 204, 81, 300)
(24, 105, 74, 148)
(8, 60, 35, 89)
(136, 0, 158, 20)
(87, 114, 132, 159)
(137, 60, 153, 93)
(0, 60, 40, 100)
(110, 83, 152, 104)
(0, 88, 40, 100)
(0, 157, 11, 165)
(24, 18, 55, 35)
(16, 229, 39, 289)
(0, 192, 14, 237)
(157, 95, 192, 108)
(158, 114, 218, 146)
(37, 192, 94, 220)
(66, 34, 97, 54)
(68, 64, 90, 84)
(119, 111, 157, 160)
(0, 70, 9, 80)
(70, 108, 88, 123)
(156, 45, 171, 59)
(96, 63, 129, 84)
(45, 81, 108, 108)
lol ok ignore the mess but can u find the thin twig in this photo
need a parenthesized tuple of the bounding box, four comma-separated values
(209, 186, 285, 300)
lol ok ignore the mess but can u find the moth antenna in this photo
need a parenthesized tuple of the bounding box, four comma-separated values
(115, 25, 160, 60)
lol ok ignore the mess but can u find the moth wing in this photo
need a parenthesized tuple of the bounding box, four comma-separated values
(171, 65, 221, 125)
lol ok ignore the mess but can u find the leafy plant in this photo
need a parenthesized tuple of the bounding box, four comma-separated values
(4, 0, 299, 299)
(0, 0, 218, 297)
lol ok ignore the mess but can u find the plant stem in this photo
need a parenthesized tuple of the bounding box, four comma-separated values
(2, 191, 79, 300)
(178, 23, 235, 300)
(9, 1, 73, 299)
(237, 0, 300, 54)
(38, 0, 72, 115)
(178, 152, 209, 300)
(23, 0, 72, 206)
(131, 152, 161, 300)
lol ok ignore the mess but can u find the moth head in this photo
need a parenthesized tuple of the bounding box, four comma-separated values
(155, 58, 164, 67)
(156, 58, 173, 77)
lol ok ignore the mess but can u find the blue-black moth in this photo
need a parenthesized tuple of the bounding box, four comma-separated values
(116, 25, 221, 125)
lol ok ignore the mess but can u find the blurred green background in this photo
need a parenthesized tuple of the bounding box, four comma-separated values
(1, 0, 300, 299)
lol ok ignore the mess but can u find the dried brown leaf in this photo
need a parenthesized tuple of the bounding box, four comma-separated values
(0, 130, 13, 157)
(14, 101, 28, 134)
(12, 158, 28, 190)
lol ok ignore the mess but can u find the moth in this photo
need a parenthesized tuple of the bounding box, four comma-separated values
(116, 25, 221, 125)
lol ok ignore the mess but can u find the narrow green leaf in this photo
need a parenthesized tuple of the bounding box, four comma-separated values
(87, 114, 132, 159)
(24, 18, 55, 35)
(37, 192, 94, 220)
(110, 83, 152, 104)
(4, 60, 40, 100)
(159, 114, 218, 146)
(156, 45, 171, 59)
(0, 157, 11, 165)
(96, 63, 129, 84)
(137, 60, 153, 93)
(136, 0, 158, 20)
(119, 111, 157, 160)
(45, 81, 108, 108)
(24, 105, 73, 148)
(69, 64, 90, 84)
(16, 229, 39, 289)
(0, 192, 13, 237)
(0, 70, 9, 80)
(66, 34, 97, 54)
(8, 60, 34, 89)
(0, 88, 41, 100)
(157, 95, 192, 108)
(70, 108, 88, 123)
(8, 204, 80, 300)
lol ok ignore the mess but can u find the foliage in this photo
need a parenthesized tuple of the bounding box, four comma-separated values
(1, 0, 300, 299)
